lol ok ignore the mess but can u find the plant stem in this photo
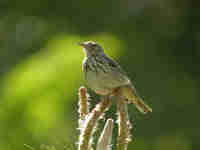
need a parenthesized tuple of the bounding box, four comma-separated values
(78, 96, 112, 150)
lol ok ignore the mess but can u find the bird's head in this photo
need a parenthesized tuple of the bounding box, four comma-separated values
(78, 41, 104, 57)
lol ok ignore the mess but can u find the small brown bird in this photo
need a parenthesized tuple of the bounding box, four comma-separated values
(79, 41, 152, 114)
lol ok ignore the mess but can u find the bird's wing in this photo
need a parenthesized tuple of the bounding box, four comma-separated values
(103, 55, 131, 85)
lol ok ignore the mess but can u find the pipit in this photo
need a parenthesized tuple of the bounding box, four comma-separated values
(78, 41, 152, 114)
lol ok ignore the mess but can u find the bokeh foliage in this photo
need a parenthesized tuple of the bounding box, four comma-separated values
(0, 0, 200, 150)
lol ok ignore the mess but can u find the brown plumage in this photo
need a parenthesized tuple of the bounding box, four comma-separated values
(79, 41, 152, 114)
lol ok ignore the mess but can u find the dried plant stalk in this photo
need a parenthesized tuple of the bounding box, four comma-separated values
(78, 96, 112, 150)
(114, 88, 132, 150)
(96, 119, 114, 150)
(78, 86, 89, 120)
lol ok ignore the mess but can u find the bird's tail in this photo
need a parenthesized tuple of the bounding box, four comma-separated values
(131, 96, 152, 114)
(120, 85, 152, 114)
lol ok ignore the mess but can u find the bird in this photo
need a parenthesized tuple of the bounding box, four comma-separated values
(78, 41, 152, 114)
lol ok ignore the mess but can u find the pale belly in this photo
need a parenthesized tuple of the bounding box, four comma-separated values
(85, 70, 129, 95)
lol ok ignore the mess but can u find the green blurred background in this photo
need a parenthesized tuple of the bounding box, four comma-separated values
(0, 0, 200, 150)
